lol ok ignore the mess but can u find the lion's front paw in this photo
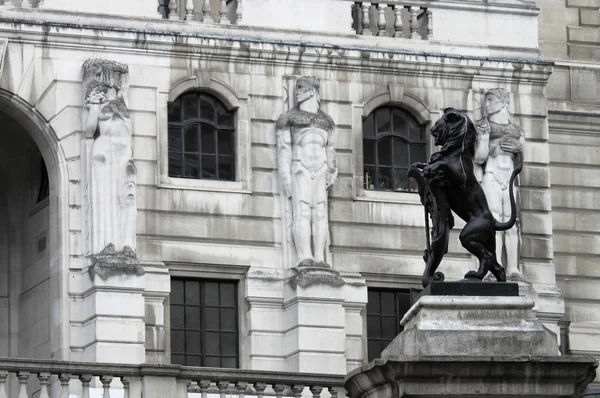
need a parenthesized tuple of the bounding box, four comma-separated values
(464, 270, 484, 280)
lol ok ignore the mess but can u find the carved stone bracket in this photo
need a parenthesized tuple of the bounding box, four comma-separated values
(289, 261, 344, 289)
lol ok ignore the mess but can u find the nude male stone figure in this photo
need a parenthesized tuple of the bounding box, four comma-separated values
(276, 77, 337, 265)
(474, 88, 525, 280)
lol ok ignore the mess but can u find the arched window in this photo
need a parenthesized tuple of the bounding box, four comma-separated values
(168, 92, 235, 181)
(363, 106, 426, 192)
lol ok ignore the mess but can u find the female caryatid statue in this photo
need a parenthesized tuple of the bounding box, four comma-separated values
(82, 59, 137, 256)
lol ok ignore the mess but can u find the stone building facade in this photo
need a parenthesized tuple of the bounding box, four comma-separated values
(0, 0, 597, 389)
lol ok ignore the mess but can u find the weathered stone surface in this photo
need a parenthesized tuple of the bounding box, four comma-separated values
(382, 296, 558, 358)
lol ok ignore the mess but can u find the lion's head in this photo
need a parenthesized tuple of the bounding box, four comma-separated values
(430, 108, 476, 155)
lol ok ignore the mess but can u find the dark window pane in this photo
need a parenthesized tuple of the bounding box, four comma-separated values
(392, 109, 408, 138)
(410, 145, 426, 164)
(201, 127, 216, 155)
(218, 131, 233, 156)
(367, 291, 380, 314)
(221, 333, 237, 356)
(184, 154, 200, 178)
(220, 284, 236, 307)
(186, 306, 201, 330)
(217, 102, 234, 127)
(182, 94, 198, 120)
(171, 355, 186, 365)
(205, 307, 220, 331)
(168, 99, 182, 123)
(205, 332, 221, 355)
(381, 317, 398, 339)
(222, 357, 237, 369)
(184, 125, 199, 153)
(367, 315, 380, 338)
(364, 166, 376, 190)
(185, 281, 200, 305)
(186, 331, 202, 354)
(200, 95, 215, 121)
(368, 340, 380, 362)
(377, 138, 392, 166)
(393, 169, 409, 192)
(375, 108, 391, 135)
(171, 330, 185, 353)
(205, 356, 221, 367)
(169, 152, 182, 177)
(187, 355, 203, 366)
(393, 139, 409, 167)
(205, 282, 220, 306)
(221, 308, 236, 331)
(408, 119, 423, 141)
(362, 114, 375, 138)
(218, 156, 233, 181)
(201, 156, 217, 179)
(171, 306, 185, 329)
(171, 280, 184, 304)
(168, 127, 182, 153)
(378, 167, 392, 190)
(364, 140, 376, 165)
(381, 292, 395, 315)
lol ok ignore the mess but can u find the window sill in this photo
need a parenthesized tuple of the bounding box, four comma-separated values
(159, 176, 251, 194)
(356, 189, 421, 205)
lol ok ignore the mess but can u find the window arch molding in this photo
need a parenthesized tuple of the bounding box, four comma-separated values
(160, 75, 250, 193)
(352, 88, 436, 203)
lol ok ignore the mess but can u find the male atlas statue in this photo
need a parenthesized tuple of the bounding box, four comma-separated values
(408, 108, 521, 287)
(276, 77, 337, 266)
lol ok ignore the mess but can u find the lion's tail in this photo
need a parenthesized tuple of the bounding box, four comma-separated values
(494, 164, 523, 231)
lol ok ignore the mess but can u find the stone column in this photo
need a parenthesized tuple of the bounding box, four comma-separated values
(77, 59, 146, 363)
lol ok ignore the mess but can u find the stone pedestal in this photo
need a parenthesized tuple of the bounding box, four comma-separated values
(78, 255, 146, 364)
(283, 265, 347, 375)
(345, 293, 598, 397)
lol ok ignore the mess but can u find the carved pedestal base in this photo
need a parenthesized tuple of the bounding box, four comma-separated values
(79, 249, 146, 363)
(345, 295, 598, 398)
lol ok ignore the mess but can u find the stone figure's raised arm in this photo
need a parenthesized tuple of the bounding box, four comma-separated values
(474, 118, 490, 165)
(276, 113, 292, 198)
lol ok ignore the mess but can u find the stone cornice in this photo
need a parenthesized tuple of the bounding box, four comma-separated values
(0, 9, 553, 83)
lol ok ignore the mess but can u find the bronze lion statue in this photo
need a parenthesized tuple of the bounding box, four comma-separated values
(408, 108, 522, 287)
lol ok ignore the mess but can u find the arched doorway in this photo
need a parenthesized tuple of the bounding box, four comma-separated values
(0, 89, 68, 360)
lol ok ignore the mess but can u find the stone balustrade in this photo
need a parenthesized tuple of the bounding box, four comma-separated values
(158, 0, 241, 24)
(0, 0, 43, 8)
(0, 357, 345, 398)
(352, 1, 431, 39)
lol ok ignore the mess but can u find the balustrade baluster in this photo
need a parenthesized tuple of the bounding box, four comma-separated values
(310, 386, 323, 398)
(217, 381, 230, 398)
(361, 2, 372, 36)
(273, 384, 285, 398)
(219, 0, 230, 23)
(101, 375, 113, 398)
(0, 371, 7, 398)
(236, 381, 248, 398)
(17, 372, 29, 398)
(329, 387, 338, 398)
(199, 379, 211, 398)
(185, 0, 195, 21)
(393, 5, 403, 38)
(3, 0, 14, 6)
(254, 382, 267, 398)
(168, 0, 178, 20)
(236, 0, 242, 23)
(21, 0, 32, 7)
(292, 384, 305, 398)
(38, 373, 51, 398)
(409, 6, 419, 39)
(376, 3, 387, 36)
(122, 377, 131, 398)
(81, 375, 92, 398)
(427, 9, 433, 38)
(203, 0, 213, 23)
(60, 374, 71, 398)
